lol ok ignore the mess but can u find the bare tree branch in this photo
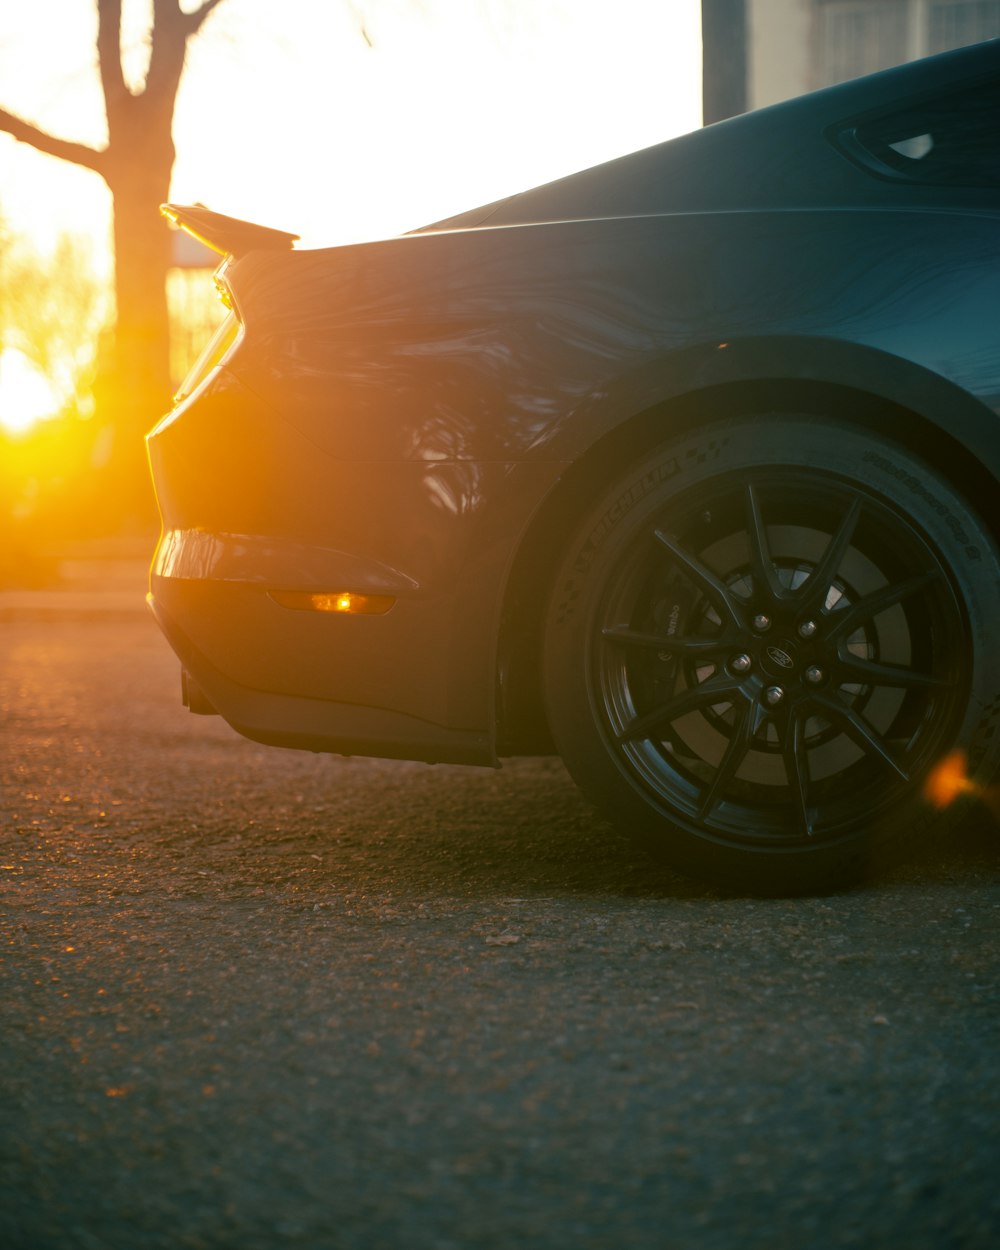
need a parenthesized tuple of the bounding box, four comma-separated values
(185, 0, 228, 36)
(144, 0, 225, 122)
(97, 0, 130, 115)
(0, 0, 231, 496)
(0, 108, 106, 175)
(146, 1, 190, 113)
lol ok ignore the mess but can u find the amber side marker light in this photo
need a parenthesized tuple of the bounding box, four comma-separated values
(269, 590, 396, 615)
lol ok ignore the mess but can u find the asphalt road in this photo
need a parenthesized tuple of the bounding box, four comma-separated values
(2, 599, 999, 1250)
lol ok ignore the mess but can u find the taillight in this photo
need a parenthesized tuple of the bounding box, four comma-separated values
(173, 309, 242, 404)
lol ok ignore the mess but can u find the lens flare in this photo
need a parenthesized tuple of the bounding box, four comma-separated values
(0, 348, 60, 435)
(924, 750, 977, 809)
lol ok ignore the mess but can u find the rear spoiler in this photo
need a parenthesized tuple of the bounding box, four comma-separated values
(161, 203, 299, 259)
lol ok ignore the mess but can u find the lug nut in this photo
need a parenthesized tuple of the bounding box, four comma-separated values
(804, 665, 824, 685)
(798, 620, 818, 639)
(730, 653, 753, 674)
(763, 685, 785, 706)
(753, 613, 772, 632)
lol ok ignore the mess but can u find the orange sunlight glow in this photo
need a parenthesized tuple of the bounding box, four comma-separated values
(0, 348, 61, 436)
(0, 2, 703, 253)
(924, 749, 978, 809)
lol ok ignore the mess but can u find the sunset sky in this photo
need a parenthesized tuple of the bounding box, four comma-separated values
(0, 1, 703, 435)
(0, 0, 704, 257)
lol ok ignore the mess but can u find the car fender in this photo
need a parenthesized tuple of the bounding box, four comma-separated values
(523, 334, 1000, 481)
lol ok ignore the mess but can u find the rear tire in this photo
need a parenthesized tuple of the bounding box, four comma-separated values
(543, 416, 1000, 893)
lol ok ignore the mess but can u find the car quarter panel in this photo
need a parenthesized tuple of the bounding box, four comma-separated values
(148, 367, 564, 751)
(150, 204, 999, 763)
(226, 208, 1000, 474)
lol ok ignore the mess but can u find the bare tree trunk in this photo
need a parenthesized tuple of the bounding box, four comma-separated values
(0, 0, 226, 525)
(110, 186, 173, 423)
(98, 159, 174, 520)
(98, 0, 191, 441)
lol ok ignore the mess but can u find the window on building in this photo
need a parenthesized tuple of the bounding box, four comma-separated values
(816, 0, 1000, 89)
(818, 1, 910, 87)
(929, 1, 1000, 53)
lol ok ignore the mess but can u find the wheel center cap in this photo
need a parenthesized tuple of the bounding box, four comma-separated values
(762, 639, 799, 677)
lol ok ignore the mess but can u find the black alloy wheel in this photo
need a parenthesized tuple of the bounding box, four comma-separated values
(544, 417, 1000, 892)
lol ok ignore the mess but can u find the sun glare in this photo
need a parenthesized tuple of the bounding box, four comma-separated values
(924, 749, 978, 809)
(0, 348, 61, 436)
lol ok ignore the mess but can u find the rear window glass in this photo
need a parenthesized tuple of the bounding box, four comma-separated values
(845, 79, 1000, 187)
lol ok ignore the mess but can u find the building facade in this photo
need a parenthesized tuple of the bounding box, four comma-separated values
(747, 0, 1000, 109)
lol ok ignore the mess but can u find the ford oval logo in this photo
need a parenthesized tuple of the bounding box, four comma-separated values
(767, 645, 794, 669)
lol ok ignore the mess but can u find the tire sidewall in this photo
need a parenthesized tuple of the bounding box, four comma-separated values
(544, 416, 1000, 888)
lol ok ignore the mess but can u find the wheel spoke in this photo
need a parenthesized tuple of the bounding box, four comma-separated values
(795, 496, 862, 611)
(808, 691, 910, 780)
(782, 709, 814, 837)
(653, 529, 744, 630)
(696, 698, 766, 821)
(825, 570, 941, 639)
(745, 482, 783, 600)
(601, 624, 732, 656)
(617, 670, 744, 743)
(835, 652, 950, 689)
(577, 448, 970, 860)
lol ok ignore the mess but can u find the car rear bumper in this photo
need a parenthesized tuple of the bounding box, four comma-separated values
(147, 588, 496, 765)
(146, 367, 510, 762)
(146, 335, 577, 764)
(148, 524, 488, 734)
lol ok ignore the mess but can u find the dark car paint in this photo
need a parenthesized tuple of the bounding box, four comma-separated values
(147, 41, 1000, 766)
(225, 210, 1000, 465)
